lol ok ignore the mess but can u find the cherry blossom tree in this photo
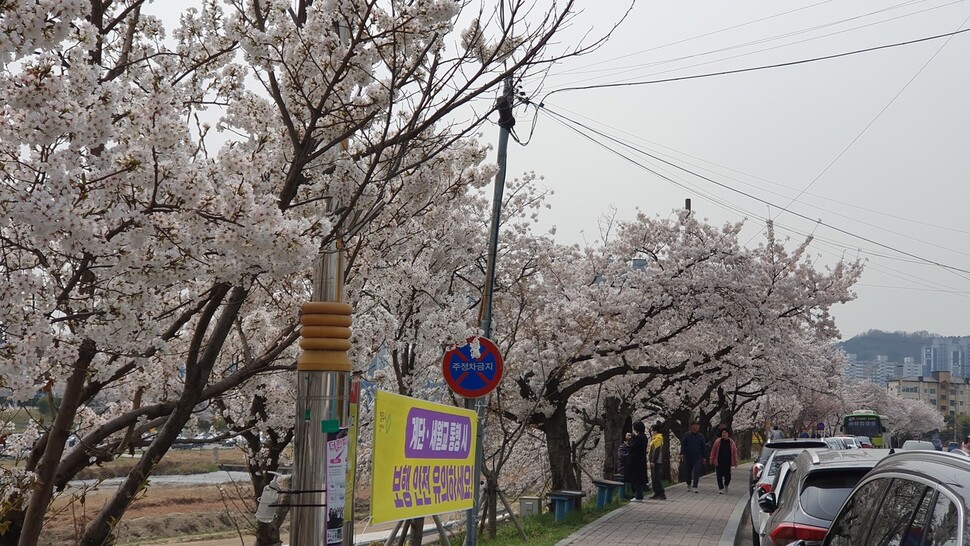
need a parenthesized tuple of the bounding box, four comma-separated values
(0, 0, 609, 543)
(497, 215, 862, 491)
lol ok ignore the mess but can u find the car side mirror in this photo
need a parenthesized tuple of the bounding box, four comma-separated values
(758, 492, 778, 513)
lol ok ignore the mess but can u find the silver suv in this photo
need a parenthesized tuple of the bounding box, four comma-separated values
(791, 449, 970, 545)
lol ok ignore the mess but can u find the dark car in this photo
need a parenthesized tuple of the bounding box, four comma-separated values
(790, 449, 970, 545)
(757, 448, 891, 546)
(751, 438, 828, 492)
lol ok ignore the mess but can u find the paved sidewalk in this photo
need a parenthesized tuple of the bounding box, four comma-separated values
(557, 463, 752, 546)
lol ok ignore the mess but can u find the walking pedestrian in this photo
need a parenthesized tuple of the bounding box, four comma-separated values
(617, 432, 632, 497)
(626, 422, 649, 501)
(710, 427, 739, 494)
(648, 423, 667, 500)
(679, 421, 706, 493)
(768, 425, 784, 440)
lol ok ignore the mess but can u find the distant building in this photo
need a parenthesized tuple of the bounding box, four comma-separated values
(845, 353, 894, 386)
(921, 340, 970, 377)
(888, 370, 970, 417)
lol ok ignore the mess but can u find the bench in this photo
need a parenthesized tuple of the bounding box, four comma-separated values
(548, 490, 586, 522)
(591, 478, 626, 509)
(612, 473, 632, 498)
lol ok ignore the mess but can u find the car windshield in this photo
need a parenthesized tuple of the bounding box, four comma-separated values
(799, 469, 870, 520)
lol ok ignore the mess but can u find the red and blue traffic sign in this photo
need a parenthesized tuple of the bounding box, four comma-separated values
(442, 336, 504, 398)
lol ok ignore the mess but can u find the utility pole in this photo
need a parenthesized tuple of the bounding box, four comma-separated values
(291, 231, 353, 546)
(289, 2, 355, 544)
(465, 75, 515, 546)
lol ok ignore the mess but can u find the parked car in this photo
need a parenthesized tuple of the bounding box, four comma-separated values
(751, 458, 797, 546)
(900, 439, 937, 451)
(829, 436, 859, 449)
(756, 448, 891, 546)
(751, 438, 829, 492)
(750, 447, 828, 544)
(790, 449, 970, 545)
(823, 437, 848, 450)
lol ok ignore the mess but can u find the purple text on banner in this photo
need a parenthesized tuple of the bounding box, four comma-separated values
(404, 408, 471, 459)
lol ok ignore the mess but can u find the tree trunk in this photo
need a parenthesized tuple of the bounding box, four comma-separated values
(254, 520, 283, 546)
(601, 396, 631, 479)
(485, 477, 498, 539)
(16, 339, 96, 546)
(79, 284, 242, 546)
(545, 406, 579, 491)
(737, 429, 752, 461)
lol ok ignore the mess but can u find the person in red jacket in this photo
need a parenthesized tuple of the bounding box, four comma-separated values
(709, 427, 739, 494)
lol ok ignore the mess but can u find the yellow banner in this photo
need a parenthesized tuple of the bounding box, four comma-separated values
(370, 391, 477, 524)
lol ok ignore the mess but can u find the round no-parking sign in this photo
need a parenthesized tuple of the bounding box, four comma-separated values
(442, 336, 504, 398)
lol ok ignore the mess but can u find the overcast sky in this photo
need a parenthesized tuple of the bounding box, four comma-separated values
(500, 0, 970, 339)
(145, 1, 970, 339)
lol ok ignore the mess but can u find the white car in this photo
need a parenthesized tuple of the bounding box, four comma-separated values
(900, 439, 936, 450)
(829, 436, 860, 449)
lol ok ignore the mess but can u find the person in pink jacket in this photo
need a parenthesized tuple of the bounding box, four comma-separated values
(709, 427, 739, 494)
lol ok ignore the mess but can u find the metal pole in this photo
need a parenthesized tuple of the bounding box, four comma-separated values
(465, 76, 514, 546)
(292, 235, 352, 546)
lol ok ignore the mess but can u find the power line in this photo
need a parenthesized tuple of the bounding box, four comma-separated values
(540, 26, 970, 100)
(539, 0, 952, 87)
(751, 10, 970, 247)
(543, 103, 970, 237)
(533, 103, 970, 279)
(542, 104, 970, 261)
(543, 108, 970, 298)
(531, 103, 970, 294)
(539, 0, 837, 78)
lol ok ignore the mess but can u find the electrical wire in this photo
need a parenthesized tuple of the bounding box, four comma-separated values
(542, 103, 970, 237)
(539, 26, 970, 101)
(542, 104, 970, 260)
(542, 0, 837, 77)
(540, 108, 970, 300)
(534, 103, 970, 280)
(541, 0, 932, 82)
(539, 0, 961, 90)
(752, 11, 970, 246)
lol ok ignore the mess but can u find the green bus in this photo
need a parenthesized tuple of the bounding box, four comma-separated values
(842, 410, 891, 448)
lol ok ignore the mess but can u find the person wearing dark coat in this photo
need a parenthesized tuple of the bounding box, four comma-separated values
(679, 421, 706, 493)
(625, 421, 649, 501)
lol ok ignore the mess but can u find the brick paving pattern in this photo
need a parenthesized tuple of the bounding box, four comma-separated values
(557, 463, 752, 546)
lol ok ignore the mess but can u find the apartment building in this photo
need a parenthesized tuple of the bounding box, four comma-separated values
(887, 370, 970, 417)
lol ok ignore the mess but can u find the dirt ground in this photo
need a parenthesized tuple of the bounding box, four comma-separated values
(43, 481, 259, 545)
(34, 449, 258, 545)
(33, 449, 387, 546)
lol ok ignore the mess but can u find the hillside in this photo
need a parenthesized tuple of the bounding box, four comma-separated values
(837, 330, 947, 362)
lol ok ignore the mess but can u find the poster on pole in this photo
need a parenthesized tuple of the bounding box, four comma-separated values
(370, 390, 477, 524)
(325, 428, 349, 545)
